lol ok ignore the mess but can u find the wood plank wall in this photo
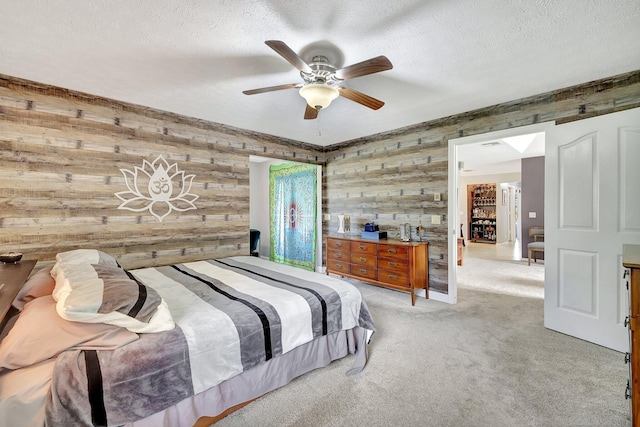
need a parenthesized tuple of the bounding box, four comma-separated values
(2, 71, 640, 295)
(323, 70, 640, 293)
(0, 74, 323, 269)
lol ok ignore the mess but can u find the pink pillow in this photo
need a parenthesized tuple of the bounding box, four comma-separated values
(0, 296, 139, 371)
(12, 265, 55, 311)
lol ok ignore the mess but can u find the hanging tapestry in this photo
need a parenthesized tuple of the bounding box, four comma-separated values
(269, 163, 317, 271)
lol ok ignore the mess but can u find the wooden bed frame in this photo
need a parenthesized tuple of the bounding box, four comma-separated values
(194, 399, 257, 426)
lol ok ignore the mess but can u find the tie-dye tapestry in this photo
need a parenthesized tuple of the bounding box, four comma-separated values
(269, 163, 317, 271)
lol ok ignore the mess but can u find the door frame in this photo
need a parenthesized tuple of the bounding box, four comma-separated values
(446, 122, 555, 304)
(249, 155, 323, 271)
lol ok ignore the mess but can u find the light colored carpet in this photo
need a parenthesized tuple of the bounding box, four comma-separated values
(457, 253, 545, 299)
(215, 249, 630, 426)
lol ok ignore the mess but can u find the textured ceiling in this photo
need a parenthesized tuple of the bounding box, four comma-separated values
(1, 0, 640, 148)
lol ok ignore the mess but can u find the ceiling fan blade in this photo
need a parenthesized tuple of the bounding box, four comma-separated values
(265, 40, 313, 74)
(242, 83, 300, 95)
(304, 104, 319, 120)
(335, 56, 393, 80)
(339, 87, 385, 110)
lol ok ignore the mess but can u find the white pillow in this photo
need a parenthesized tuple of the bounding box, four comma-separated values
(52, 260, 174, 334)
(51, 249, 120, 275)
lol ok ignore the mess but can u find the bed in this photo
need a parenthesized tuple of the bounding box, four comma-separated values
(0, 250, 375, 427)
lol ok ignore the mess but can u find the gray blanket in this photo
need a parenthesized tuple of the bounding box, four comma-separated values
(45, 256, 375, 427)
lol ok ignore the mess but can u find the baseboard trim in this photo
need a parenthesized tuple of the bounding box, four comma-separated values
(427, 289, 456, 304)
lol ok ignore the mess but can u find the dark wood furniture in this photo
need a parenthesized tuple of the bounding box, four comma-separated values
(0, 259, 37, 328)
(326, 235, 428, 305)
(624, 244, 640, 426)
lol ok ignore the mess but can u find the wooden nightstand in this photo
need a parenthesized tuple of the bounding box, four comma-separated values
(0, 259, 37, 327)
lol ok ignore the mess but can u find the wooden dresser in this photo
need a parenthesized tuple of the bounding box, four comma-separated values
(326, 235, 428, 305)
(624, 244, 640, 426)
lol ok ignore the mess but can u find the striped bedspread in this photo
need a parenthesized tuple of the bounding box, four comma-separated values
(46, 256, 375, 426)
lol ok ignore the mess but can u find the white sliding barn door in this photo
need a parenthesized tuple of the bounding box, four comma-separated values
(545, 107, 640, 352)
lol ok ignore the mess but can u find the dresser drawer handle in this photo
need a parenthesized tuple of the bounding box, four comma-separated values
(388, 262, 397, 267)
(388, 249, 397, 254)
(359, 257, 367, 262)
(335, 263, 342, 268)
(335, 253, 342, 258)
(388, 274, 398, 280)
(359, 245, 367, 250)
(359, 269, 367, 274)
(335, 242, 343, 247)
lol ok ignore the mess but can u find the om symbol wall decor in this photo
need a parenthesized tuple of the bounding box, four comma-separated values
(115, 155, 199, 222)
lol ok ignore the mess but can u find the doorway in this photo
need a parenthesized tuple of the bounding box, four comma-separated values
(249, 155, 323, 271)
(447, 123, 553, 304)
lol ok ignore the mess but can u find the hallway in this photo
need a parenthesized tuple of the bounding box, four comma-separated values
(462, 239, 524, 261)
(457, 240, 545, 299)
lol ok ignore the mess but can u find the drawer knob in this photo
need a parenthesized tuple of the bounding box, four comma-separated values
(389, 262, 397, 267)
(336, 242, 343, 247)
(359, 245, 366, 250)
(388, 274, 398, 280)
(335, 263, 342, 268)
(336, 253, 342, 258)
(388, 249, 397, 254)
(359, 257, 367, 262)
(359, 269, 367, 274)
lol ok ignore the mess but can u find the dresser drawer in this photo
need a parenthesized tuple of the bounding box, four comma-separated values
(378, 269, 410, 288)
(327, 238, 349, 251)
(350, 252, 377, 268)
(378, 257, 408, 272)
(327, 248, 348, 261)
(327, 258, 349, 274)
(350, 241, 377, 255)
(350, 265, 377, 281)
(378, 244, 409, 259)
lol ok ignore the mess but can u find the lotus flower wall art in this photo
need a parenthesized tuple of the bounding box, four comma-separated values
(115, 155, 199, 222)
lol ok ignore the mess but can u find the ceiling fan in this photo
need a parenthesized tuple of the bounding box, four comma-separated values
(243, 40, 393, 120)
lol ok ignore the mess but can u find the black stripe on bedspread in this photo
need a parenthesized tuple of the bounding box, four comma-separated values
(211, 258, 341, 336)
(169, 264, 275, 361)
(85, 350, 107, 427)
(125, 270, 148, 318)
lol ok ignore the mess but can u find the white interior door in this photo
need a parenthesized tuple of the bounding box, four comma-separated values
(545, 107, 640, 352)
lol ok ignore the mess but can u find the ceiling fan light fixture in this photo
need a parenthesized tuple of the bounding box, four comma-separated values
(299, 84, 339, 110)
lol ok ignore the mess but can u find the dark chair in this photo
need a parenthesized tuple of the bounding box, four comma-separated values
(250, 229, 260, 257)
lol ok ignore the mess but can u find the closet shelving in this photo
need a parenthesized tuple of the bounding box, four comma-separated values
(469, 184, 497, 244)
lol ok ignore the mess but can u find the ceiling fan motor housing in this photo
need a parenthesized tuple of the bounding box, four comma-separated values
(300, 55, 341, 86)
